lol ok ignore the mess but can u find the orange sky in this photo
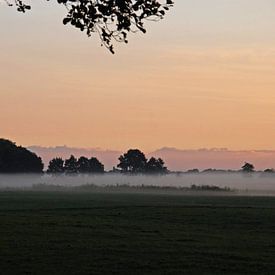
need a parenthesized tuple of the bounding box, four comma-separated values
(1, 1, 275, 151)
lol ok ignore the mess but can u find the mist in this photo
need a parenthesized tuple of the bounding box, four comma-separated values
(0, 173, 275, 195)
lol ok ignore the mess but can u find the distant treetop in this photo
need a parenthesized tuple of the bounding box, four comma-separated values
(241, 162, 255, 173)
(117, 149, 168, 174)
(47, 155, 105, 173)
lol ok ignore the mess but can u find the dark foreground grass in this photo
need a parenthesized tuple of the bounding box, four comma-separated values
(0, 191, 275, 274)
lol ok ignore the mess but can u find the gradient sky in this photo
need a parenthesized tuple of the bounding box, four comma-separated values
(1, 0, 275, 151)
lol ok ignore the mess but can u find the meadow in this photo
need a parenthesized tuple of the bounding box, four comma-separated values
(0, 190, 275, 274)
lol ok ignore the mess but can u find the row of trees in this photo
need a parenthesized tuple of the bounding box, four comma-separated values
(1, 139, 275, 174)
(47, 156, 104, 174)
(181, 163, 274, 174)
(47, 149, 168, 174)
(241, 162, 275, 173)
(0, 139, 167, 174)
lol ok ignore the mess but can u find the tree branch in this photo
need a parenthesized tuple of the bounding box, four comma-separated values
(5, 0, 174, 53)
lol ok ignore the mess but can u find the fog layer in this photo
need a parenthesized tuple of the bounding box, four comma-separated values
(0, 173, 275, 195)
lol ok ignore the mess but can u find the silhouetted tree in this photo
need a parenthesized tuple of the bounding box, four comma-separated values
(241, 162, 255, 173)
(7, 0, 174, 53)
(264, 168, 274, 173)
(0, 138, 44, 173)
(47, 155, 104, 173)
(77, 156, 104, 173)
(117, 149, 147, 173)
(186, 169, 200, 174)
(145, 157, 167, 174)
(77, 156, 90, 173)
(202, 168, 215, 173)
(47, 157, 65, 173)
(88, 157, 104, 173)
(64, 155, 78, 173)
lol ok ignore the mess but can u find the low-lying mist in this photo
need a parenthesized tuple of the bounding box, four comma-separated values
(0, 173, 275, 195)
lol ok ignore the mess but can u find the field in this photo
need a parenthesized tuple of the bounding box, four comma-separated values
(0, 191, 275, 274)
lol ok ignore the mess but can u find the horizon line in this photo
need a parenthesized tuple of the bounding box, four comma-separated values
(27, 145, 275, 154)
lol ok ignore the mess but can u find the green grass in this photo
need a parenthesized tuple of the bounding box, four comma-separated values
(0, 191, 275, 274)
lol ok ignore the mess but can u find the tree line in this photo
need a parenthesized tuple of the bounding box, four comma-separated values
(1, 139, 275, 174)
(47, 156, 104, 174)
(0, 139, 167, 174)
(47, 149, 168, 174)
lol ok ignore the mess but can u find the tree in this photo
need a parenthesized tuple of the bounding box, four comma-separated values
(47, 157, 64, 173)
(77, 156, 104, 173)
(77, 156, 90, 173)
(88, 157, 104, 173)
(145, 157, 167, 174)
(264, 168, 274, 173)
(0, 138, 44, 173)
(186, 169, 199, 174)
(241, 162, 255, 173)
(47, 155, 104, 173)
(64, 155, 78, 173)
(6, 0, 174, 53)
(117, 149, 147, 173)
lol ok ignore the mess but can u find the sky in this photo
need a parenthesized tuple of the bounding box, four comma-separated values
(1, 0, 275, 153)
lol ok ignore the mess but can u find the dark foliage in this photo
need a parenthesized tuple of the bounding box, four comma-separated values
(117, 149, 147, 173)
(47, 157, 65, 173)
(117, 149, 167, 174)
(264, 168, 274, 173)
(64, 155, 78, 173)
(241, 162, 255, 173)
(87, 157, 105, 173)
(0, 139, 44, 173)
(77, 156, 104, 173)
(77, 156, 90, 173)
(186, 168, 200, 173)
(47, 155, 104, 173)
(7, 0, 174, 53)
(145, 157, 167, 174)
(190, 184, 231, 192)
(5, 0, 31, 12)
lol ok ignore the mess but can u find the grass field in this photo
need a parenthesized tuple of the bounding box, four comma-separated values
(0, 191, 275, 274)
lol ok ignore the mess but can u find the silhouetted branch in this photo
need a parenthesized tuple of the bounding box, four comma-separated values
(5, 0, 31, 12)
(5, 0, 174, 53)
